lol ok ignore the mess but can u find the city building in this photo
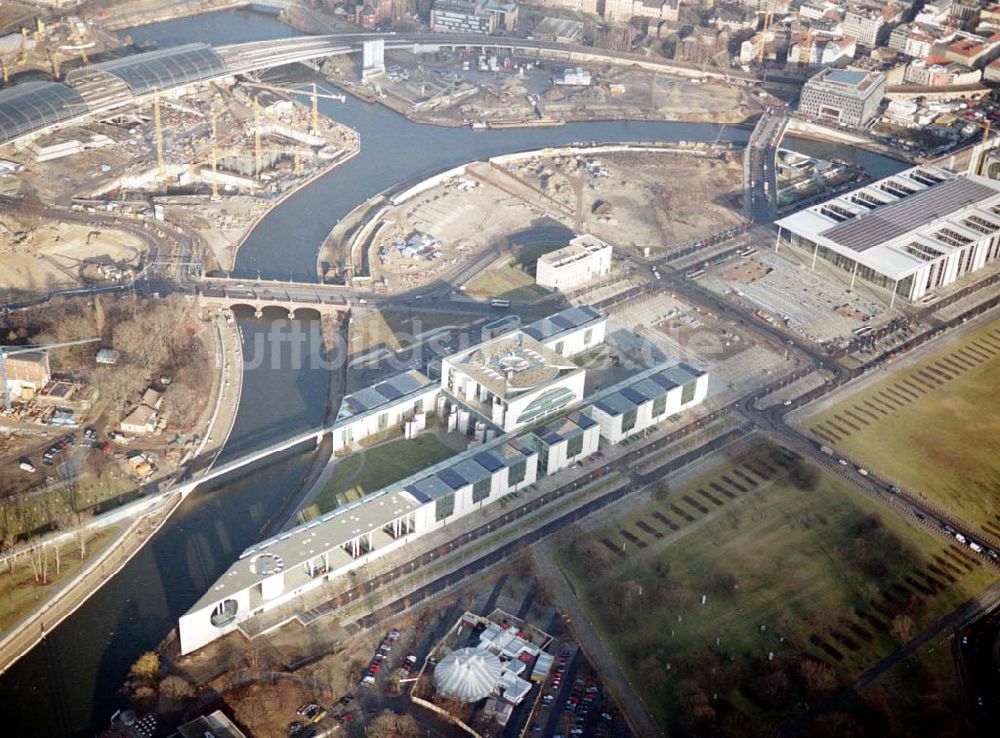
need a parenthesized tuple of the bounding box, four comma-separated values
(441, 331, 585, 432)
(522, 304, 607, 358)
(904, 59, 982, 86)
(535, 234, 612, 291)
(798, 68, 887, 127)
(178, 305, 708, 655)
(430, 0, 518, 34)
(775, 166, 1000, 302)
(528, 410, 601, 475)
(121, 404, 158, 435)
(2, 352, 50, 400)
(332, 370, 440, 453)
(590, 363, 709, 444)
(842, 4, 902, 48)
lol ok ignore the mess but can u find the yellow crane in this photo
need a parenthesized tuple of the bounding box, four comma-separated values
(757, 6, 774, 65)
(253, 95, 262, 175)
(70, 21, 89, 66)
(799, 32, 814, 68)
(46, 47, 60, 80)
(209, 106, 219, 198)
(153, 92, 166, 184)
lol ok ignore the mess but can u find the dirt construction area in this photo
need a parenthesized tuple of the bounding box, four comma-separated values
(367, 148, 744, 291)
(0, 216, 146, 299)
(499, 149, 745, 253)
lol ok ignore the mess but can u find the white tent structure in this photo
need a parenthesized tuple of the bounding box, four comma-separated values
(433, 647, 503, 703)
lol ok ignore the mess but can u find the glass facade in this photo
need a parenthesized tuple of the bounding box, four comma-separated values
(621, 408, 638, 433)
(435, 493, 455, 521)
(681, 381, 696, 404)
(472, 477, 491, 503)
(508, 459, 527, 486)
(566, 433, 584, 458)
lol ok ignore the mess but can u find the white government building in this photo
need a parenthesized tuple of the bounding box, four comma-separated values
(776, 166, 1000, 303)
(535, 234, 613, 291)
(178, 306, 707, 654)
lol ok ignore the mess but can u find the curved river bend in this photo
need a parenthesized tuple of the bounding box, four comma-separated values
(0, 11, 909, 737)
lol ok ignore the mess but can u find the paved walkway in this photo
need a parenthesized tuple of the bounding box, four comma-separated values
(532, 541, 662, 738)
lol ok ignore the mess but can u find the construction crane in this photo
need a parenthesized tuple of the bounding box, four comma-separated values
(253, 95, 262, 175)
(799, 32, 814, 68)
(153, 92, 166, 183)
(69, 21, 89, 66)
(312, 82, 319, 135)
(969, 119, 996, 176)
(0, 338, 100, 413)
(209, 106, 219, 198)
(757, 6, 774, 65)
(1, 59, 8, 87)
(47, 47, 60, 80)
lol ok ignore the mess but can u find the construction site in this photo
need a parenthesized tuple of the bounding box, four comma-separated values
(1, 26, 360, 275)
(334, 48, 764, 129)
(330, 144, 746, 294)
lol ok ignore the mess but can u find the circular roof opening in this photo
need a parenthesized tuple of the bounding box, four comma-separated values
(210, 599, 238, 628)
(250, 552, 284, 576)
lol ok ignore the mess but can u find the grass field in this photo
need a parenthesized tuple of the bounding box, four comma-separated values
(805, 319, 1000, 537)
(555, 444, 996, 735)
(464, 260, 550, 303)
(306, 433, 461, 517)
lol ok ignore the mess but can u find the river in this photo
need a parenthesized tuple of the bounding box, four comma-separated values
(0, 10, 909, 737)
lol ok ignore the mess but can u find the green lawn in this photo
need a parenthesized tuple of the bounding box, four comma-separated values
(464, 261, 550, 303)
(806, 320, 1000, 536)
(555, 444, 996, 735)
(305, 434, 461, 518)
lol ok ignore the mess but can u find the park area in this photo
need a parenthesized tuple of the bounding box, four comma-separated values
(805, 319, 1000, 538)
(463, 241, 559, 303)
(554, 443, 996, 735)
(301, 433, 462, 520)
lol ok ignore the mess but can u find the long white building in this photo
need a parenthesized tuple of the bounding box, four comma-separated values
(177, 305, 708, 655)
(775, 166, 1000, 303)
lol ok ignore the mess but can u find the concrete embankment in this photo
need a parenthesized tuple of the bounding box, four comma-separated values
(105, 0, 251, 31)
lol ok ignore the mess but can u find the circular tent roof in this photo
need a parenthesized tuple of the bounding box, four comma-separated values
(433, 647, 502, 703)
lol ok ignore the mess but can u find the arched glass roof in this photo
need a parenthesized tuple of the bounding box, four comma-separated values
(89, 43, 227, 96)
(0, 82, 89, 145)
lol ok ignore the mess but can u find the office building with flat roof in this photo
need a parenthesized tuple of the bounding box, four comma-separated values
(798, 68, 886, 128)
(775, 166, 1000, 302)
(535, 234, 613, 292)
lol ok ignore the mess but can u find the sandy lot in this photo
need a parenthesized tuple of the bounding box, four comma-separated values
(0, 216, 145, 298)
(364, 149, 744, 292)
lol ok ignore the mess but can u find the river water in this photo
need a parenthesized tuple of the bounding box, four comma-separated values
(0, 11, 909, 737)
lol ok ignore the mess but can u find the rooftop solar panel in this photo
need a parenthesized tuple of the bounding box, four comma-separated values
(375, 382, 403, 401)
(570, 411, 598, 429)
(649, 373, 678, 391)
(437, 468, 467, 490)
(404, 484, 432, 503)
(822, 178, 996, 252)
(522, 325, 543, 340)
(474, 451, 504, 473)
(620, 387, 649, 405)
(551, 315, 574, 329)
(391, 372, 423, 393)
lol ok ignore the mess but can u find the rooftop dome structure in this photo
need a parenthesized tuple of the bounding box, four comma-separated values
(433, 647, 502, 703)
